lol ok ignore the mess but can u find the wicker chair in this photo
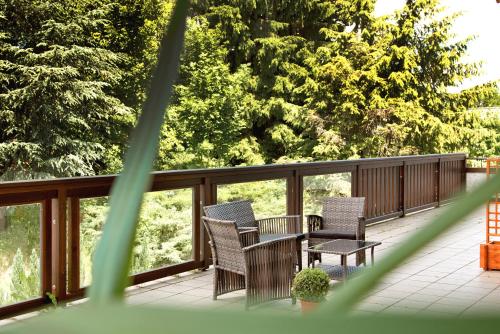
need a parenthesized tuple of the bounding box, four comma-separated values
(307, 197, 366, 267)
(202, 217, 296, 308)
(203, 200, 304, 270)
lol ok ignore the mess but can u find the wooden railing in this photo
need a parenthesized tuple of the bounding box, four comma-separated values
(0, 153, 466, 317)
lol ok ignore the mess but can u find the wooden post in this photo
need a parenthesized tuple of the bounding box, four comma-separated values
(462, 157, 467, 192)
(51, 189, 67, 299)
(399, 163, 405, 217)
(201, 178, 216, 269)
(67, 197, 80, 295)
(286, 170, 301, 229)
(352, 165, 360, 197)
(41, 200, 52, 297)
(193, 185, 201, 263)
(436, 159, 441, 206)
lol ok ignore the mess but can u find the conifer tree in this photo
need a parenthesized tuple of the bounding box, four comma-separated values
(0, 0, 133, 179)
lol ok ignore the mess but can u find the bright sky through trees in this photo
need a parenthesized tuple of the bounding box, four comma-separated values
(376, 0, 500, 90)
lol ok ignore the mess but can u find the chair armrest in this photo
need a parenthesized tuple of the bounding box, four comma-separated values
(357, 216, 366, 240)
(238, 226, 258, 231)
(242, 235, 296, 252)
(243, 236, 296, 284)
(256, 215, 301, 234)
(238, 228, 259, 247)
(306, 214, 323, 232)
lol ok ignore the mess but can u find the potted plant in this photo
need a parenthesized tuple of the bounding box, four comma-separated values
(292, 268, 330, 313)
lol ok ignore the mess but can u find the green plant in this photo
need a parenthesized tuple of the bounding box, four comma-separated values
(292, 268, 330, 303)
(45, 292, 57, 307)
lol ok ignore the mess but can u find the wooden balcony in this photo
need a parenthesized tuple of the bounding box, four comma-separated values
(0, 154, 470, 319)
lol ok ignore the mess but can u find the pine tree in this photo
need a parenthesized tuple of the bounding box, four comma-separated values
(0, 0, 133, 179)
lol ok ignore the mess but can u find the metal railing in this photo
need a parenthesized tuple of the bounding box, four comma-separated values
(0, 153, 467, 317)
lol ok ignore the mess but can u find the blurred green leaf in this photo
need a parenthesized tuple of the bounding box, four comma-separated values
(2, 303, 500, 334)
(87, 0, 189, 302)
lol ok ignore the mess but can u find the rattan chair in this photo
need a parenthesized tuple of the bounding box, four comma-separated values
(203, 200, 304, 269)
(202, 217, 296, 308)
(306, 197, 366, 267)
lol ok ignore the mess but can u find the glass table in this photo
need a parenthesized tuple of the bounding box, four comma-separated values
(306, 240, 381, 281)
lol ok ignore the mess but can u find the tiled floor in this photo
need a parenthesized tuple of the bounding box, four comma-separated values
(3, 204, 500, 327)
(124, 204, 500, 316)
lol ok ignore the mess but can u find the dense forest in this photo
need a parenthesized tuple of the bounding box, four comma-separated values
(1, 0, 500, 178)
(0, 0, 499, 304)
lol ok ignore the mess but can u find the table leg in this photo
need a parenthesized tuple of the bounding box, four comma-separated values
(342, 255, 347, 282)
(311, 253, 315, 268)
(371, 247, 375, 266)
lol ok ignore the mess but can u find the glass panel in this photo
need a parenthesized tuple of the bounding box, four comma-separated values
(131, 189, 193, 275)
(0, 204, 41, 305)
(303, 173, 352, 217)
(80, 188, 193, 287)
(217, 179, 287, 218)
(80, 196, 107, 287)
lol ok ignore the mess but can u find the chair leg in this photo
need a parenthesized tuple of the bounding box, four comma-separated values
(213, 268, 218, 300)
(296, 239, 302, 271)
(245, 275, 250, 310)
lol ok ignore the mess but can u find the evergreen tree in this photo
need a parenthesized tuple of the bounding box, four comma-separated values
(158, 17, 261, 168)
(0, 0, 133, 179)
(9, 248, 39, 302)
(174, 0, 500, 162)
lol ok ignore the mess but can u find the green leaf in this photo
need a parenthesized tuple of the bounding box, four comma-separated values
(87, 0, 189, 302)
(3, 303, 500, 334)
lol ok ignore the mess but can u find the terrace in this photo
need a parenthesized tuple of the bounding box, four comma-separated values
(1, 153, 497, 324)
(119, 204, 498, 316)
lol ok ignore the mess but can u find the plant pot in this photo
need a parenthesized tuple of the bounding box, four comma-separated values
(300, 300, 319, 314)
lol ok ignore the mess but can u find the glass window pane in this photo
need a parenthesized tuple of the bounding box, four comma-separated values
(303, 173, 352, 217)
(217, 179, 287, 218)
(80, 188, 194, 287)
(0, 204, 41, 305)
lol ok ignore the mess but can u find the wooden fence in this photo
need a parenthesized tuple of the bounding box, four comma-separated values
(0, 153, 466, 317)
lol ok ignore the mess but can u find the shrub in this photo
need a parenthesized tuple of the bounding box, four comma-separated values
(292, 268, 330, 302)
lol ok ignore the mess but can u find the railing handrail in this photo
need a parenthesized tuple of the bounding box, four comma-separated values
(0, 153, 467, 193)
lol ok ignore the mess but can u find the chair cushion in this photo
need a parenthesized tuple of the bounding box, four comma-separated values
(308, 230, 356, 240)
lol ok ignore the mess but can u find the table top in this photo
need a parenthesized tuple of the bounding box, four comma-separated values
(260, 233, 306, 241)
(307, 239, 381, 256)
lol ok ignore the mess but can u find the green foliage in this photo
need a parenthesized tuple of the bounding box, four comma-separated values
(46, 292, 57, 307)
(0, 0, 133, 179)
(158, 17, 260, 168)
(9, 248, 39, 302)
(292, 268, 330, 302)
(218, 180, 287, 217)
(80, 190, 192, 286)
(0, 204, 40, 305)
(303, 173, 351, 216)
(2, 0, 500, 178)
(164, 0, 500, 162)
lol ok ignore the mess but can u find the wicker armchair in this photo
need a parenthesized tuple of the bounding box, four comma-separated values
(202, 217, 296, 307)
(307, 197, 366, 267)
(203, 200, 304, 269)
